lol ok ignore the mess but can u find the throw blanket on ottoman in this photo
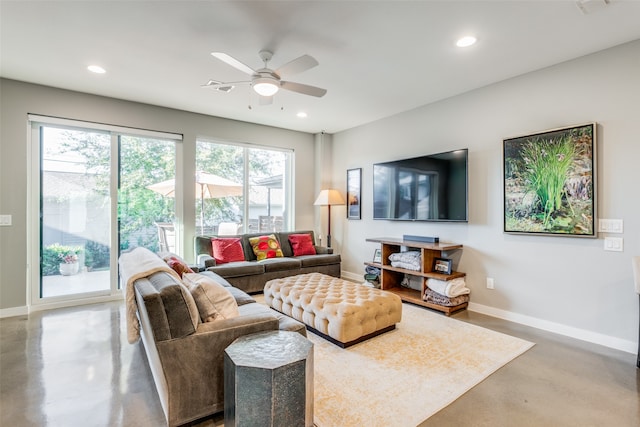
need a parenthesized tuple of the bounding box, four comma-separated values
(264, 273, 402, 347)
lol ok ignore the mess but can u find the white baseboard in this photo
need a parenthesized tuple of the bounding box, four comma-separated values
(469, 302, 638, 355)
(0, 306, 29, 318)
(341, 270, 363, 282)
(0, 294, 124, 318)
(341, 269, 637, 354)
(28, 294, 124, 313)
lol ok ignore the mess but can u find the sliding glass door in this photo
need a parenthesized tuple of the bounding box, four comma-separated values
(31, 118, 178, 306)
(39, 126, 112, 298)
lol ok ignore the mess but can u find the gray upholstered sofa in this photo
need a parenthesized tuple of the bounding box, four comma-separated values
(133, 269, 306, 426)
(194, 230, 341, 294)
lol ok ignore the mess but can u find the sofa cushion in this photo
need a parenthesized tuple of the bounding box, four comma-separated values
(182, 273, 239, 322)
(288, 233, 317, 256)
(296, 253, 342, 268)
(225, 286, 256, 306)
(259, 257, 302, 273)
(198, 271, 256, 306)
(208, 261, 265, 278)
(211, 237, 245, 264)
(249, 234, 284, 260)
(198, 270, 233, 286)
(144, 271, 200, 339)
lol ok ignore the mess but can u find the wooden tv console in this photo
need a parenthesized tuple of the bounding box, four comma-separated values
(365, 237, 466, 315)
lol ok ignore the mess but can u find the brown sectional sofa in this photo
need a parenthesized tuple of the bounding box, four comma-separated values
(194, 230, 341, 294)
(133, 269, 306, 426)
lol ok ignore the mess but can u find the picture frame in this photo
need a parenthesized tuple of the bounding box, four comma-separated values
(347, 168, 362, 220)
(373, 248, 382, 264)
(503, 123, 596, 237)
(432, 257, 452, 275)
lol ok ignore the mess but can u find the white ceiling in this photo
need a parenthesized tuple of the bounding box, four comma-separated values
(2, 1, 639, 134)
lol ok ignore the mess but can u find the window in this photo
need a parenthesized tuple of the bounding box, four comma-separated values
(195, 140, 293, 235)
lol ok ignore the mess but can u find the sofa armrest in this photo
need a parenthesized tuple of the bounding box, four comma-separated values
(314, 246, 334, 254)
(156, 312, 279, 425)
(197, 254, 216, 268)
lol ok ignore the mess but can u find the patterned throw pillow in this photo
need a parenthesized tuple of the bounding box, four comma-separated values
(211, 237, 245, 264)
(249, 234, 283, 261)
(288, 233, 317, 256)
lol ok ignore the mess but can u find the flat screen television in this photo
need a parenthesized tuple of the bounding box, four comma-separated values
(373, 149, 468, 222)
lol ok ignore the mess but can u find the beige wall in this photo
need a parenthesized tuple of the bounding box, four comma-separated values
(0, 79, 316, 310)
(331, 40, 640, 351)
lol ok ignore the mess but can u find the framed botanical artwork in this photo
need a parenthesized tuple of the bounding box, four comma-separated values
(347, 168, 362, 220)
(503, 123, 596, 237)
(432, 258, 452, 275)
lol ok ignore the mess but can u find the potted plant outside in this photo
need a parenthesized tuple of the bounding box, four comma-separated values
(44, 244, 83, 276)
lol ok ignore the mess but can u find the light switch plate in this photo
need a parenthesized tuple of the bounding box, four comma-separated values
(0, 215, 11, 226)
(604, 237, 623, 252)
(599, 219, 623, 233)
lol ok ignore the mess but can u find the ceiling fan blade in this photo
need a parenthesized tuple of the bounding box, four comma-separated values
(275, 54, 318, 77)
(202, 79, 250, 93)
(211, 52, 256, 76)
(201, 79, 223, 87)
(281, 81, 327, 98)
(202, 80, 250, 87)
(258, 95, 274, 106)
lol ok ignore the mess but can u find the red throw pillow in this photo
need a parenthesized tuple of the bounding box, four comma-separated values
(164, 256, 194, 276)
(288, 233, 317, 256)
(211, 237, 245, 264)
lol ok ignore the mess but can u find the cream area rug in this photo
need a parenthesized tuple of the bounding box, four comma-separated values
(307, 303, 534, 427)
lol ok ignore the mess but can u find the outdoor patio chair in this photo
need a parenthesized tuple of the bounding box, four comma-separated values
(155, 222, 175, 253)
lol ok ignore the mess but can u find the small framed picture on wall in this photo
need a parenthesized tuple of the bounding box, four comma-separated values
(347, 168, 362, 220)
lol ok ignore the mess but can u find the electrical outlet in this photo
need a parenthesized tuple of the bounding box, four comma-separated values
(486, 278, 494, 289)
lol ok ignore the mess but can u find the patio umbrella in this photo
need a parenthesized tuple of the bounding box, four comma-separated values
(147, 171, 242, 234)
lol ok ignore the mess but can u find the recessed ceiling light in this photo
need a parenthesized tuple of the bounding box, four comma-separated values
(296, 112, 308, 118)
(87, 65, 106, 74)
(456, 36, 477, 48)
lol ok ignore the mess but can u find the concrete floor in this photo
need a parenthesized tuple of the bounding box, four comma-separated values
(0, 300, 638, 427)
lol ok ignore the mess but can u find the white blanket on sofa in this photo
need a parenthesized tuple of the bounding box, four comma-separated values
(119, 247, 182, 344)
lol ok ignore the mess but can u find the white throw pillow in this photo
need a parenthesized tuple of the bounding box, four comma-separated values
(182, 273, 239, 322)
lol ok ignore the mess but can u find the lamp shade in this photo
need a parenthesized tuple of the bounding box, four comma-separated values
(314, 189, 345, 206)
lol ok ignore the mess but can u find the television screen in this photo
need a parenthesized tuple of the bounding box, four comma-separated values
(373, 149, 468, 222)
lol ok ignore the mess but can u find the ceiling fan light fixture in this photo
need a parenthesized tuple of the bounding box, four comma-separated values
(253, 77, 279, 97)
(456, 36, 477, 48)
(87, 65, 106, 74)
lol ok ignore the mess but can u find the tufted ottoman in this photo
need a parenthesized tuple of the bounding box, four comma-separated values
(264, 273, 402, 347)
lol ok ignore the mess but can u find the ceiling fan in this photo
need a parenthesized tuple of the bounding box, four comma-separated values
(203, 50, 327, 102)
